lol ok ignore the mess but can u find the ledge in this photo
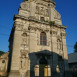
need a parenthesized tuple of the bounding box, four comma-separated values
(14, 14, 49, 25)
(14, 14, 67, 29)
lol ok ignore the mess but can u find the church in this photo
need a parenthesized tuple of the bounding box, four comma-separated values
(0, 0, 70, 77)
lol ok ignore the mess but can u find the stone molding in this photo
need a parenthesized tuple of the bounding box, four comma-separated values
(20, 2, 30, 11)
(28, 26, 49, 32)
(50, 30, 57, 37)
(14, 15, 67, 29)
(60, 33, 66, 39)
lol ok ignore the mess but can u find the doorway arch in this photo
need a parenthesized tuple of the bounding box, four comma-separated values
(39, 56, 48, 77)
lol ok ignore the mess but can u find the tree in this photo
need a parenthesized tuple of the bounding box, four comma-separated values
(0, 51, 5, 56)
(74, 42, 77, 52)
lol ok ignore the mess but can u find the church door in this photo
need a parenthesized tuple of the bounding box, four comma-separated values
(39, 57, 48, 77)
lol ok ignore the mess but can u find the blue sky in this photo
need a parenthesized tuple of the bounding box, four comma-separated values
(0, 0, 77, 54)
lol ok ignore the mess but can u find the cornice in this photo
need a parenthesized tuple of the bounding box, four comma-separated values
(14, 14, 67, 29)
(14, 14, 49, 25)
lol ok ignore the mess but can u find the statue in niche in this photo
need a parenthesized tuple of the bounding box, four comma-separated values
(22, 38, 27, 44)
(20, 50, 29, 71)
(46, 9, 48, 16)
(21, 33, 28, 53)
(57, 39, 62, 50)
(40, 7, 44, 15)
(36, 6, 39, 13)
(21, 55, 26, 69)
(22, 33, 27, 45)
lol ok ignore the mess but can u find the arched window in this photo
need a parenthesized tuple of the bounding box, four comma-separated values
(40, 32, 46, 45)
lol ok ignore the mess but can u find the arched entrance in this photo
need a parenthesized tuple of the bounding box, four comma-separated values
(39, 56, 48, 77)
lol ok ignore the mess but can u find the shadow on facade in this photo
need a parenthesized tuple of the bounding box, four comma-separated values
(7, 50, 70, 77)
(28, 50, 70, 77)
(69, 63, 77, 77)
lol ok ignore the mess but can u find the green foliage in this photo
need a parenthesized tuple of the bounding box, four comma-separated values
(74, 42, 77, 52)
(49, 21, 55, 26)
(0, 51, 5, 56)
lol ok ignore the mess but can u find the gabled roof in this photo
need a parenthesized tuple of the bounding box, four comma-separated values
(0, 52, 9, 59)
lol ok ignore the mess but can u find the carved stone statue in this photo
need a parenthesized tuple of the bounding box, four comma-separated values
(45, 9, 48, 16)
(36, 6, 39, 13)
(57, 39, 62, 50)
(57, 39, 61, 50)
(40, 7, 44, 15)
(21, 55, 26, 69)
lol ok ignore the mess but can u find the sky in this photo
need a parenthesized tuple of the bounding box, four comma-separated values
(0, 0, 77, 54)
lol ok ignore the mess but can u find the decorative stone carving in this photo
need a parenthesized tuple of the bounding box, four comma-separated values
(59, 51, 64, 57)
(15, 24, 23, 31)
(28, 26, 49, 32)
(21, 44, 28, 51)
(22, 38, 27, 44)
(60, 33, 66, 39)
(37, 34, 40, 45)
(45, 9, 48, 16)
(55, 10, 61, 19)
(50, 31, 57, 36)
(21, 32, 29, 46)
(23, 29, 29, 34)
(20, 55, 26, 69)
(36, 6, 39, 13)
(20, 50, 28, 57)
(20, 2, 29, 11)
(57, 35, 61, 40)
(57, 39, 62, 50)
(19, 10, 29, 17)
(20, 49, 29, 71)
(22, 33, 27, 45)
(40, 7, 45, 15)
(22, 33, 27, 37)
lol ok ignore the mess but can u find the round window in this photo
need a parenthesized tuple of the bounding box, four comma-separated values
(2, 60, 5, 63)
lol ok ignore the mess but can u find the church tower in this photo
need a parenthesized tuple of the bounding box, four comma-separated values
(8, 0, 70, 77)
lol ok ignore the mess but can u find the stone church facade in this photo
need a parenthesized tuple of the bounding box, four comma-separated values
(0, 0, 70, 77)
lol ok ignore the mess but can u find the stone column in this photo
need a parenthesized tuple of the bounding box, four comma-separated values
(50, 30, 58, 77)
(48, 3, 55, 21)
(62, 33, 70, 77)
(30, 1, 36, 17)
